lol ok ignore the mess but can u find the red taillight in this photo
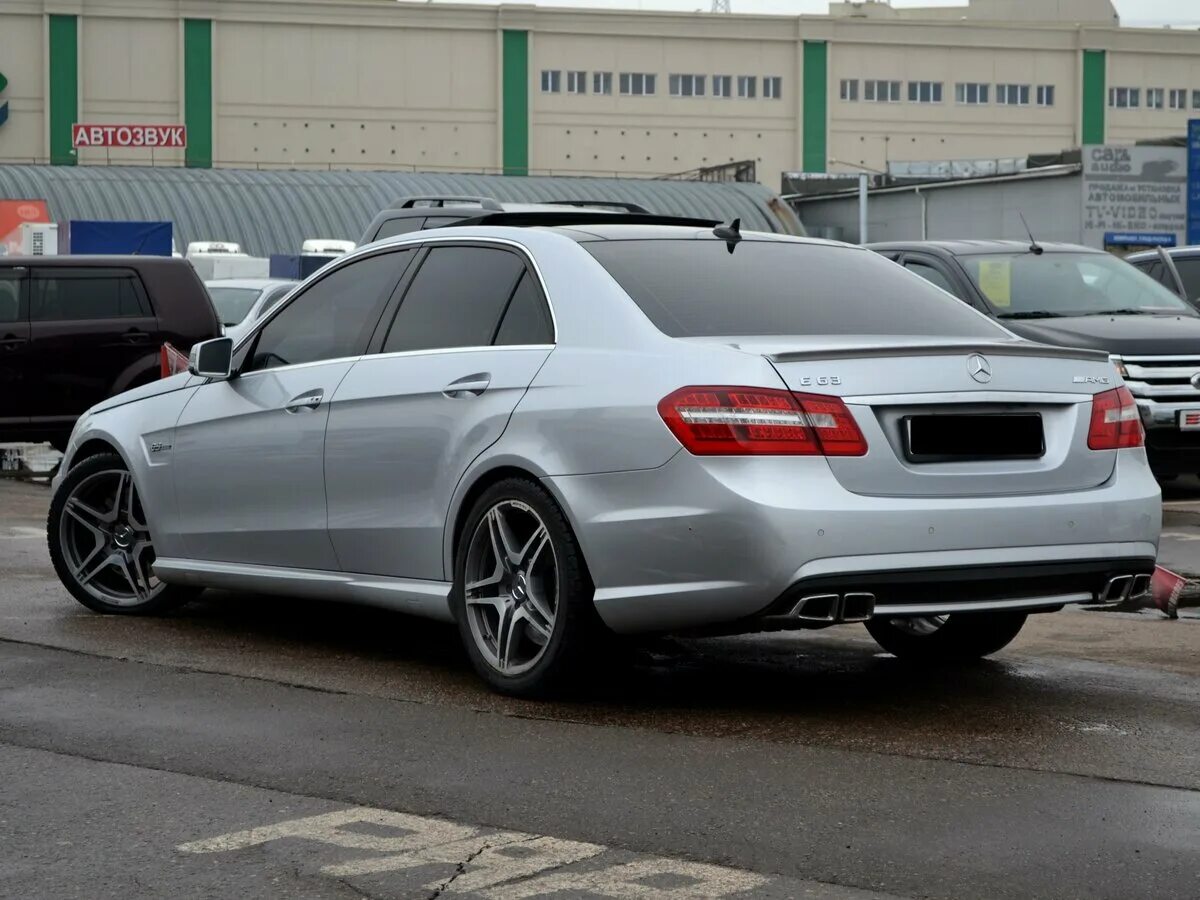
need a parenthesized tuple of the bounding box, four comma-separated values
(657, 386, 867, 457)
(1087, 386, 1143, 450)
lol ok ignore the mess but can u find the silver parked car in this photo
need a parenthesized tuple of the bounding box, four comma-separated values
(47, 220, 1161, 695)
(205, 278, 298, 344)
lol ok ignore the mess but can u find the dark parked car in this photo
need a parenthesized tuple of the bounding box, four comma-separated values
(357, 195, 649, 245)
(0, 255, 220, 450)
(869, 240, 1200, 479)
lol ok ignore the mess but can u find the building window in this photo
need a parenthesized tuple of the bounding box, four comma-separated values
(669, 74, 706, 97)
(864, 80, 901, 102)
(566, 71, 587, 95)
(1194, 89, 1200, 109)
(1109, 87, 1140, 109)
(1147, 88, 1165, 110)
(907, 81, 943, 103)
(996, 84, 1030, 105)
(713, 75, 733, 98)
(737, 75, 757, 99)
(955, 82, 990, 105)
(593, 72, 613, 95)
(1037, 84, 1055, 107)
(540, 70, 561, 93)
(763, 76, 783, 100)
(1169, 88, 1187, 110)
(619, 72, 656, 96)
(840, 79, 858, 101)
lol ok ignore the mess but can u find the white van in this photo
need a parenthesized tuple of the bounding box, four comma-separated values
(301, 238, 355, 256)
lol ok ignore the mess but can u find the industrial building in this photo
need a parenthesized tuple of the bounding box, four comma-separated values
(1, 0, 1199, 189)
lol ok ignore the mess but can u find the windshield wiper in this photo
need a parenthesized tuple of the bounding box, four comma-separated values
(1077, 308, 1155, 316)
(996, 310, 1066, 319)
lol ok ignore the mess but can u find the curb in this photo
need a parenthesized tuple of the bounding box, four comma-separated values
(1163, 505, 1200, 528)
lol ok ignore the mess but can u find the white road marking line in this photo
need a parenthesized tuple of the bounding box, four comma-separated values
(179, 806, 769, 897)
(1159, 532, 1200, 541)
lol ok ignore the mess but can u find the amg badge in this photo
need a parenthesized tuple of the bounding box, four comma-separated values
(1072, 375, 1111, 385)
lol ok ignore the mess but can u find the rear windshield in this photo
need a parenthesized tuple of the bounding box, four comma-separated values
(583, 240, 1005, 338)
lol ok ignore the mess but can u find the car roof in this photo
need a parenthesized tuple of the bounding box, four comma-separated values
(1126, 246, 1200, 262)
(365, 222, 849, 249)
(866, 239, 1100, 256)
(204, 278, 296, 289)
(0, 254, 192, 268)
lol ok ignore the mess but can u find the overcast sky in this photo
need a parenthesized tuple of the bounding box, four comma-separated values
(444, 0, 1198, 27)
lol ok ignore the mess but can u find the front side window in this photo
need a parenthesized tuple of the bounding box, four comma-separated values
(958, 252, 1194, 318)
(207, 286, 261, 326)
(382, 246, 527, 353)
(907, 81, 943, 104)
(996, 84, 1030, 105)
(0, 270, 26, 324)
(956, 82, 989, 104)
(737, 75, 757, 99)
(540, 70, 561, 93)
(566, 70, 587, 94)
(593, 71, 613, 95)
(840, 79, 858, 101)
(713, 75, 733, 98)
(30, 269, 150, 321)
(583, 240, 1006, 339)
(247, 251, 409, 371)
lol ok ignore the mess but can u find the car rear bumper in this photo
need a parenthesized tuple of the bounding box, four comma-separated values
(544, 449, 1161, 634)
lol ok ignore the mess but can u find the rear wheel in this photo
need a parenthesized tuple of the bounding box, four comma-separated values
(452, 478, 599, 697)
(865, 611, 1027, 663)
(47, 453, 200, 615)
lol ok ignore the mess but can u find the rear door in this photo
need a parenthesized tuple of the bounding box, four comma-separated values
(27, 266, 160, 431)
(325, 242, 554, 580)
(0, 267, 30, 427)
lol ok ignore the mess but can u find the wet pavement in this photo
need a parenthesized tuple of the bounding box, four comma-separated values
(1, 478, 1198, 899)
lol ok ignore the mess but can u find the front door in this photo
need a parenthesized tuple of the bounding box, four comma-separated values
(0, 267, 30, 429)
(325, 244, 555, 581)
(169, 248, 412, 569)
(27, 266, 160, 433)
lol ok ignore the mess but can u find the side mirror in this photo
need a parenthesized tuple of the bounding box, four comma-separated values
(189, 337, 234, 379)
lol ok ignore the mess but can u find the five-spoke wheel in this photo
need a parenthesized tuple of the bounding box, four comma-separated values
(453, 478, 599, 696)
(48, 453, 199, 615)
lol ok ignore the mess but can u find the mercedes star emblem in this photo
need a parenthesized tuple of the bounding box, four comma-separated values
(967, 354, 992, 384)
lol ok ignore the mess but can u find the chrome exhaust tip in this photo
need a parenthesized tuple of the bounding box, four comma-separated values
(788, 594, 839, 622)
(1129, 573, 1152, 599)
(1101, 575, 1133, 603)
(840, 592, 876, 623)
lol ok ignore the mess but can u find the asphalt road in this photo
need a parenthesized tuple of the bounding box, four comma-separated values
(1, 478, 1198, 900)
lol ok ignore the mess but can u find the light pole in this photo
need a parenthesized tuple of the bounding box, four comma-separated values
(829, 159, 887, 244)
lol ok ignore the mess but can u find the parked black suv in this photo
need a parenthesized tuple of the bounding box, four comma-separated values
(1125, 245, 1200, 306)
(358, 196, 650, 245)
(869, 240, 1200, 479)
(0, 256, 220, 449)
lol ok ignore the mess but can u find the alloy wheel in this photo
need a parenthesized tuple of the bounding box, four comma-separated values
(57, 468, 163, 607)
(463, 500, 559, 677)
(889, 615, 948, 636)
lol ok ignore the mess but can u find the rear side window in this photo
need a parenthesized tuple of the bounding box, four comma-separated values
(494, 271, 554, 345)
(30, 268, 151, 321)
(382, 247, 526, 353)
(0, 269, 24, 324)
(374, 218, 425, 240)
(1175, 258, 1200, 302)
(247, 250, 410, 371)
(904, 261, 960, 299)
(584, 240, 1006, 338)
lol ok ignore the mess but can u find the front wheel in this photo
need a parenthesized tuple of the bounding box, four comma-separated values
(47, 452, 200, 615)
(452, 478, 600, 697)
(865, 611, 1027, 663)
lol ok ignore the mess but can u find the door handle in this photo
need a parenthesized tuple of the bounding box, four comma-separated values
(0, 335, 26, 350)
(443, 373, 491, 399)
(284, 389, 324, 413)
(122, 330, 151, 344)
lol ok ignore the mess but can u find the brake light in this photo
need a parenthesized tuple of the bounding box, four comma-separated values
(657, 386, 867, 456)
(1087, 386, 1143, 450)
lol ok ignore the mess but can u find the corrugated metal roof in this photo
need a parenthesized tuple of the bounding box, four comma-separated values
(0, 165, 801, 257)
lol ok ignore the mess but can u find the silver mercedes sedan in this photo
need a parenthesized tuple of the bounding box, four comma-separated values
(47, 220, 1161, 695)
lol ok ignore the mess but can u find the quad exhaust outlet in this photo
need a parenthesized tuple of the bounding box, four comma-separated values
(788, 592, 876, 624)
(1100, 573, 1152, 604)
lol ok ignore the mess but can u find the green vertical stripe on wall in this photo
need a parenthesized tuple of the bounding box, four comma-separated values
(1081, 49, 1106, 145)
(501, 30, 529, 176)
(184, 19, 213, 168)
(802, 40, 828, 174)
(48, 15, 78, 166)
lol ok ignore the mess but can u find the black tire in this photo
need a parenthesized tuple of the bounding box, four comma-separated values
(47, 452, 201, 615)
(451, 477, 601, 697)
(865, 611, 1027, 663)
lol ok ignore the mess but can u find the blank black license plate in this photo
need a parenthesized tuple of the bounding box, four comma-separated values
(904, 414, 1044, 462)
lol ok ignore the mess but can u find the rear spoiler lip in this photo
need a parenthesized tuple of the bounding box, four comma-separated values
(767, 342, 1109, 364)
